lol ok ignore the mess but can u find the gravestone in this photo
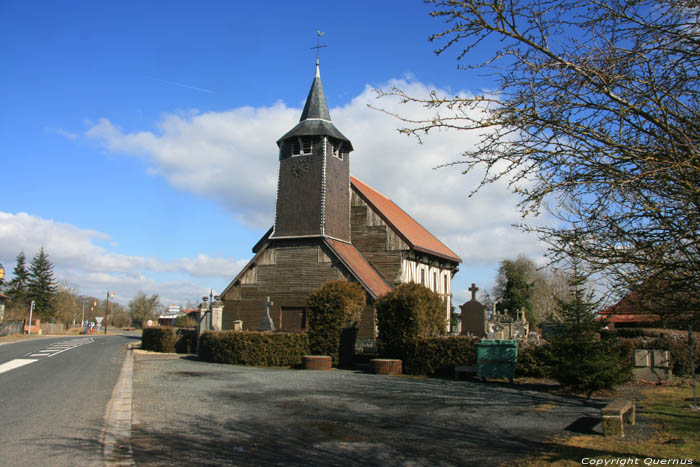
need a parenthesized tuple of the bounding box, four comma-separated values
(258, 296, 276, 332)
(460, 283, 487, 338)
(633, 349, 672, 382)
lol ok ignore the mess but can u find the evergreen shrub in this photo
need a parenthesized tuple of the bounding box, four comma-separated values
(142, 327, 176, 353)
(402, 336, 479, 376)
(376, 283, 446, 359)
(548, 268, 632, 396)
(198, 330, 310, 367)
(516, 343, 553, 378)
(306, 281, 366, 366)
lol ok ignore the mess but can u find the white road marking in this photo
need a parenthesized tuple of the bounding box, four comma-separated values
(23, 337, 94, 358)
(0, 359, 38, 375)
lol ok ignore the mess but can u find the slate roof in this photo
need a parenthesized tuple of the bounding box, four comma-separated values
(324, 238, 392, 299)
(276, 62, 353, 149)
(350, 176, 462, 263)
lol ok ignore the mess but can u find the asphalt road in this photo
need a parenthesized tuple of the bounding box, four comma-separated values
(131, 354, 608, 466)
(0, 334, 138, 467)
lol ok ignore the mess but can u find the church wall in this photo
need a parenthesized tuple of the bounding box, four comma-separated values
(401, 257, 455, 330)
(274, 150, 324, 237)
(350, 192, 405, 286)
(323, 140, 351, 241)
(221, 240, 378, 338)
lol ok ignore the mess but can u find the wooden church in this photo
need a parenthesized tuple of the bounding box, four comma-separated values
(220, 61, 461, 338)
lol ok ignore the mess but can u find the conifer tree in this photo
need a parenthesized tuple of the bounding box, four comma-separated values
(4, 251, 30, 307)
(548, 262, 631, 397)
(27, 247, 58, 321)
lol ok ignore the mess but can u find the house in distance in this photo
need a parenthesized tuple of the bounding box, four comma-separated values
(220, 60, 461, 338)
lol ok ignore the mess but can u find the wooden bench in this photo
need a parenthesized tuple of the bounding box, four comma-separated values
(601, 399, 635, 437)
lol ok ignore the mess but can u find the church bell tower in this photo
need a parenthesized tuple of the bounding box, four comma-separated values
(272, 61, 353, 242)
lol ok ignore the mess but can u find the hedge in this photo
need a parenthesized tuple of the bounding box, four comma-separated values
(198, 330, 310, 367)
(142, 327, 176, 353)
(174, 328, 197, 354)
(401, 336, 480, 376)
(516, 343, 553, 378)
(610, 335, 700, 377)
(516, 335, 700, 379)
(142, 327, 197, 354)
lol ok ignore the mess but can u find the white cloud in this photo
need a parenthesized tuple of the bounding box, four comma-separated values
(0, 212, 246, 303)
(83, 76, 550, 294)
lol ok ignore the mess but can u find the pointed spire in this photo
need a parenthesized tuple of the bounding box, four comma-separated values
(276, 61, 353, 150)
(300, 60, 331, 122)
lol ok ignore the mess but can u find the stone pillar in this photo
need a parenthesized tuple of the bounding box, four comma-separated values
(198, 302, 208, 336)
(211, 301, 223, 331)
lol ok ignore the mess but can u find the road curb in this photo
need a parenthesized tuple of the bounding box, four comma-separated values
(102, 342, 135, 466)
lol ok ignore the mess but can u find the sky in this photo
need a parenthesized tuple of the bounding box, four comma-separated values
(0, 0, 549, 308)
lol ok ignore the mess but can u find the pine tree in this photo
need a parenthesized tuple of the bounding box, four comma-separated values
(548, 264, 631, 397)
(4, 251, 30, 307)
(27, 247, 58, 321)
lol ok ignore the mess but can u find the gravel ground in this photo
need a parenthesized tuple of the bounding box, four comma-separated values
(131, 354, 606, 466)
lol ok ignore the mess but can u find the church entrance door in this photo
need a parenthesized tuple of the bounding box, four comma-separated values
(281, 307, 306, 332)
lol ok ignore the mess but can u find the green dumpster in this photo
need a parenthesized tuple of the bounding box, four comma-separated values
(477, 339, 518, 382)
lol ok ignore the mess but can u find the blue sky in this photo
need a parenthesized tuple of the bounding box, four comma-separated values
(1, 1, 546, 307)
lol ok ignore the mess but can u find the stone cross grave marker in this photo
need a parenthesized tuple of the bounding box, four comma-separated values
(259, 296, 276, 332)
(460, 283, 487, 337)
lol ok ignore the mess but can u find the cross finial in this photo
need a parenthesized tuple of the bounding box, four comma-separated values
(469, 283, 479, 301)
(311, 30, 327, 63)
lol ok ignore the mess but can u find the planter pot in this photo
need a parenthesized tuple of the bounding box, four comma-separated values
(370, 358, 402, 375)
(303, 355, 332, 370)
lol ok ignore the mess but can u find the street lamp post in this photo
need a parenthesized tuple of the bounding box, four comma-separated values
(105, 291, 115, 333)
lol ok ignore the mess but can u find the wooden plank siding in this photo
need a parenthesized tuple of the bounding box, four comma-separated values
(350, 191, 406, 286)
(221, 239, 379, 338)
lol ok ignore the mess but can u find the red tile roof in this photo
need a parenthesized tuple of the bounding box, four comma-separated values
(350, 176, 462, 263)
(598, 290, 659, 324)
(325, 238, 392, 299)
(598, 311, 659, 324)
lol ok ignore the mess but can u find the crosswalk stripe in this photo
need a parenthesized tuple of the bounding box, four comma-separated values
(0, 359, 38, 374)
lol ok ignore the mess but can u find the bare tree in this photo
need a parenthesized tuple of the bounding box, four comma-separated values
(376, 0, 699, 321)
(128, 292, 161, 328)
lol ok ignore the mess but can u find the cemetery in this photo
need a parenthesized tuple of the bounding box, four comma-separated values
(134, 55, 699, 462)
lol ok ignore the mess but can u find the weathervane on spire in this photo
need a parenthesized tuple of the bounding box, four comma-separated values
(311, 30, 326, 61)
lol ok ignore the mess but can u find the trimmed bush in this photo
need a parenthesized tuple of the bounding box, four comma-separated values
(199, 330, 310, 367)
(307, 281, 366, 366)
(402, 336, 479, 376)
(376, 283, 446, 359)
(142, 327, 176, 353)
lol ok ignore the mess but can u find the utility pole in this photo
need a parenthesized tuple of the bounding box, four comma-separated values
(27, 301, 34, 335)
(106, 291, 114, 332)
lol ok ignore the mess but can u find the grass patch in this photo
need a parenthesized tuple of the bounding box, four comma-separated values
(511, 381, 700, 466)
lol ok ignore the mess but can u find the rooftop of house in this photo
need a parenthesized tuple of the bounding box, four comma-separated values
(351, 176, 462, 264)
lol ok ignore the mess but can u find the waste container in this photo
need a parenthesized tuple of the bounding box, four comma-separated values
(477, 339, 518, 382)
